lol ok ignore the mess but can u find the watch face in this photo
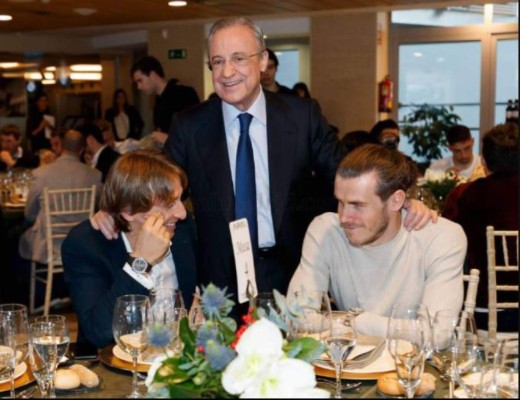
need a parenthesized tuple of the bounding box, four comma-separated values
(132, 257, 148, 274)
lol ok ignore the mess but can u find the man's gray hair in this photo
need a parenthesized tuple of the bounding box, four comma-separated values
(207, 17, 265, 58)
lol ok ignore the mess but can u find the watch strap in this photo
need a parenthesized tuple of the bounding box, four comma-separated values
(127, 255, 153, 273)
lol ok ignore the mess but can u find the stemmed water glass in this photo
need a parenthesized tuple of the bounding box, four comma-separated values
(387, 303, 428, 399)
(0, 304, 30, 399)
(188, 291, 205, 332)
(320, 311, 357, 399)
(113, 294, 150, 398)
(27, 344, 52, 398)
(289, 290, 332, 340)
(29, 321, 59, 399)
(432, 309, 478, 398)
(34, 315, 70, 397)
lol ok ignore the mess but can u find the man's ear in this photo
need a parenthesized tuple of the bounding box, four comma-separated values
(120, 211, 135, 222)
(388, 189, 406, 211)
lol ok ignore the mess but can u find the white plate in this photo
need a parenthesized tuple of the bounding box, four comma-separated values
(0, 362, 28, 384)
(112, 345, 154, 366)
(314, 344, 395, 374)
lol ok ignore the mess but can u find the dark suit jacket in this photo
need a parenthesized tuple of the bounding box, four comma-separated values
(62, 215, 197, 349)
(154, 79, 200, 132)
(104, 105, 144, 141)
(95, 146, 120, 183)
(164, 89, 346, 303)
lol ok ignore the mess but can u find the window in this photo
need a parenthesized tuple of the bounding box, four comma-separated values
(494, 38, 519, 125)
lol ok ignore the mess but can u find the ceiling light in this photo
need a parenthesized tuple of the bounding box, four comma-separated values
(43, 72, 54, 80)
(0, 62, 20, 69)
(73, 8, 98, 16)
(45, 66, 56, 71)
(70, 72, 102, 81)
(42, 79, 56, 85)
(24, 72, 43, 80)
(70, 64, 102, 72)
(0, 15, 13, 21)
(168, 1, 187, 7)
(0, 72, 25, 78)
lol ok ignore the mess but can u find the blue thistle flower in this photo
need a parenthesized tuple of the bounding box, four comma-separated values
(204, 339, 236, 371)
(201, 284, 233, 318)
(148, 323, 172, 348)
(195, 321, 219, 347)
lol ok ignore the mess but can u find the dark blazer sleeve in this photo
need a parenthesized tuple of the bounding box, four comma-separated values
(127, 105, 144, 140)
(62, 221, 148, 349)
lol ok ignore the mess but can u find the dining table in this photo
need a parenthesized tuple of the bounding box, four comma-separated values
(4, 343, 453, 399)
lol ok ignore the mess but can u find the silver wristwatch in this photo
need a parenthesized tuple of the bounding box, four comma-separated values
(128, 255, 152, 274)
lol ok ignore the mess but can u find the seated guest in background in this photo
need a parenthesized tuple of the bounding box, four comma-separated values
(446, 123, 518, 332)
(340, 130, 377, 152)
(19, 129, 102, 265)
(38, 130, 64, 166)
(369, 119, 401, 150)
(288, 144, 466, 337)
(80, 122, 120, 183)
(429, 124, 485, 181)
(104, 88, 144, 141)
(0, 124, 39, 172)
(98, 120, 141, 155)
(260, 48, 295, 95)
(62, 150, 197, 348)
(292, 82, 311, 99)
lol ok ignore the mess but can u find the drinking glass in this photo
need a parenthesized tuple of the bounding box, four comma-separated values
(254, 292, 280, 316)
(188, 292, 205, 332)
(432, 309, 478, 398)
(387, 303, 428, 399)
(289, 290, 332, 340)
(494, 338, 519, 398)
(27, 344, 51, 398)
(454, 346, 491, 398)
(0, 304, 30, 398)
(29, 322, 58, 399)
(113, 294, 150, 398)
(320, 311, 357, 399)
(34, 315, 70, 396)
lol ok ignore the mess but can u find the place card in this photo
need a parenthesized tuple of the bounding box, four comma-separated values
(229, 218, 258, 303)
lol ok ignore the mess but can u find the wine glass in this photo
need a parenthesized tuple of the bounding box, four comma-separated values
(113, 294, 150, 398)
(35, 315, 70, 397)
(29, 322, 59, 399)
(387, 303, 428, 399)
(320, 311, 357, 399)
(0, 304, 29, 399)
(494, 338, 519, 398)
(289, 290, 332, 340)
(432, 309, 478, 398)
(27, 344, 51, 398)
(254, 292, 280, 316)
(188, 291, 205, 332)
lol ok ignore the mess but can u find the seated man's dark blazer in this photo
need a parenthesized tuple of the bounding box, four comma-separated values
(62, 214, 197, 349)
(95, 146, 120, 183)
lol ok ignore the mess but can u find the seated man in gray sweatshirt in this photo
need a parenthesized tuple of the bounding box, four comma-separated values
(288, 144, 466, 337)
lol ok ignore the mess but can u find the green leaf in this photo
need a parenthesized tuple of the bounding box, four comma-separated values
(168, 381, 203, 398)
(284, 337, 326, 363)
(179, 317, 195, 355)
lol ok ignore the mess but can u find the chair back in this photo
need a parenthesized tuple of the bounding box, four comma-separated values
(486, 225, 519, 341)
(43, 185, 97, 266)
(462, 268, 480, 316)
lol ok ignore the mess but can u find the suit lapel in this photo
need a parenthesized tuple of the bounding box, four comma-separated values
(265, 92, 295, 235)
(194, 101, 235, 224)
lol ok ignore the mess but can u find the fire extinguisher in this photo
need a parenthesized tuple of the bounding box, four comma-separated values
(378, 75, 393, 113)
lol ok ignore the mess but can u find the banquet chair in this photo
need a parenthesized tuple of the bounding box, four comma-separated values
(462, 268, 480, 316)
(485, 225, 519, 342)
(30, 185, 96, 316)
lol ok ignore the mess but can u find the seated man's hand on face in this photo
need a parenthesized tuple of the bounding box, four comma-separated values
(403, 199, 438, 231)
(132, 213, 171, 265)
(0, 150, 15, 166)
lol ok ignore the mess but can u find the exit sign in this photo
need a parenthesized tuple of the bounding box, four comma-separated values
(168, 49, 187, 59)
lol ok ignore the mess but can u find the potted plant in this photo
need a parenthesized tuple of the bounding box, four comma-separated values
(400, 103, 461, 172)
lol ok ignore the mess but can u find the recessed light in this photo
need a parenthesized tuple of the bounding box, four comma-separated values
(70, 64, 102, 72)
(168, 1, 187, 7)
(73, 8, 98, 16)
(0, 15, 13, 21)
(0, 62, 19, 68)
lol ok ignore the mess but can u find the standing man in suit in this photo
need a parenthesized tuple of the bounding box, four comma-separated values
(93, 17, 434, 315)
(62, 150, 197, 348)
(80, 122, 120, 183)
(131, 56, 200, 146)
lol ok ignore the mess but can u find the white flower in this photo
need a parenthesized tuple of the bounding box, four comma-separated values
(423, 168, 446, 183)
(222, 318, 329, 398)
(222, 318, 284, 394)
(240, 358, 329, 398)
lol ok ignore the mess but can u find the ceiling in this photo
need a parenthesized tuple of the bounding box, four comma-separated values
(1, 0, 498, 35)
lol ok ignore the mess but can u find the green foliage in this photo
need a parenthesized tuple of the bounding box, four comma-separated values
(400, 103, 461, 161)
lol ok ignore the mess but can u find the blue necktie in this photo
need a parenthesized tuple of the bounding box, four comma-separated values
(235, 113, 258, 253)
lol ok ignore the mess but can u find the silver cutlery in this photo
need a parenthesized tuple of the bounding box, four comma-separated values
(344, 339, 386, 370)
(316, 378, 362, 391)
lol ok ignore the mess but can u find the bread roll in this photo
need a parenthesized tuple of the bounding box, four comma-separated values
(377, 372, 436, 396)
(54, 369, 81, 390)
(69, 364, 100, 388)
